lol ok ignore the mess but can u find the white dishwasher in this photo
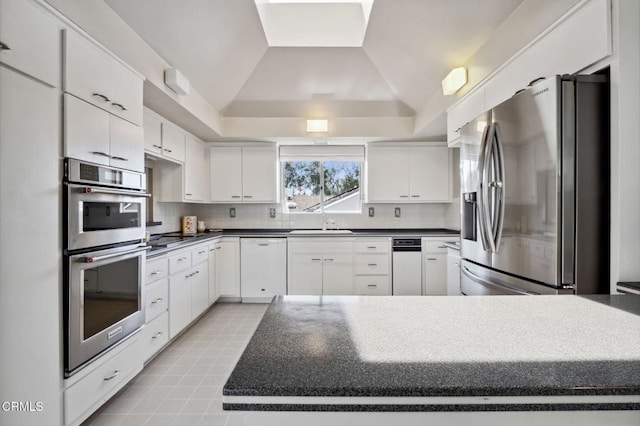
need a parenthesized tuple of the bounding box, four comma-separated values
(240, 238, 287, 303)
(392, 238, 423, 295)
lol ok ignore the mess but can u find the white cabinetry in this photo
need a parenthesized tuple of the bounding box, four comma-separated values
(288, 238, 354, 295)
(446, 247, 461, 296)
(143, 110, 163, 155)
(184, 136, 208, 201)
(367, 146, 451, 203)
(214, 238, 241, 299)
(421, 239, 449, 296)
(160, 122, 186, 163)
(142, 256, 169, 363)
(353, 238, 391, 295)
(241, 238, 287, 302)
(63, 30, 142, 126)
(0, 0, 60, 87)
(208, 242, 220, 305)
(210, 145, 277, 203)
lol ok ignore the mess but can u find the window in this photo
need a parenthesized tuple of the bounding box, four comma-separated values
(280, 146, 363, 214)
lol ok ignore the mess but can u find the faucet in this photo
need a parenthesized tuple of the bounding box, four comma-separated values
(323, 218, 337, 231)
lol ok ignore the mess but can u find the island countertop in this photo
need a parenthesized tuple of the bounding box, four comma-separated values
(223, 295, 640, 413)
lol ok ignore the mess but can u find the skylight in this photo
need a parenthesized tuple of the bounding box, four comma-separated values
(254, 0, 374, 47)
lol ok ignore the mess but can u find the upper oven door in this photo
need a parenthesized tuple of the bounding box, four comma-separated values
(66, 183, 147, 251)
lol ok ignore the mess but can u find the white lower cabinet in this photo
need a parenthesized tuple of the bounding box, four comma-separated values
(190, 260, 209, 319)
(287, 238, 354, 295)
(215, 238, 241, 299)
(422, 239, 449, 296)
(354, 238, 391, 295)
(64, 335, 142, 426)
(142, 312, 169, 363)
(446, 248, 461, 296)
(208, 242, 219, 305)
(168, 271, 191, 339)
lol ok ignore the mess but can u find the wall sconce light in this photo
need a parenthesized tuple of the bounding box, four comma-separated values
(306, 119, 328, 133)
(441, 67, 467, 95)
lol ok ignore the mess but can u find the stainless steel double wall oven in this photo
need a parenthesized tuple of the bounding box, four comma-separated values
(64, 158, 149, 376)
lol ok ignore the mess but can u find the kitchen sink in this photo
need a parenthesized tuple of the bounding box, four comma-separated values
(288, 229, 353, 235)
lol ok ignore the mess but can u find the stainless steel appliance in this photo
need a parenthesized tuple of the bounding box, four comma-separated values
(64, 158, 150, 376)
(460, 74, 609, 295)
(392, 238, 422, 295)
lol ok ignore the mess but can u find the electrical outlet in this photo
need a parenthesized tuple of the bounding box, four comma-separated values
(230, 207, 236, 218)
(269, 208, 276, 218)
(368, 207, 375, 217)
(394, 207, 401, 218)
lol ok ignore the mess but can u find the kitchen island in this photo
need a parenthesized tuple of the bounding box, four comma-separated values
(223, 295, 640, 426)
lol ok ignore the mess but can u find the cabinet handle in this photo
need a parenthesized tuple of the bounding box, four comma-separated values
(367, 246, 377, 249)
(111, 156, 128, 162)
(92, 93, 110, 102)
(244, 195, 253, 198)
(103, 370, 120, 381)
(399, 195, 409, 198)
(150, 270, 163, 275)
(186, 273, 192, 278)
(185, 193, 193, 196)
(0, 41, 10, 50)
(367, 284, 378, 288)
(111, 102, 128, 111)
(427, 258, 437, 261)
(438, 245, 447, 249)
(367, 263, 378, 267)
(152, 331, 164, 339)
(411, 195, 421, 198)
(325, 258, 334, 262)
(151, 297, 163, 304)
(231, 195, 242, 199)
(194, 270, 200, 274)
(152, 144, 162, 149)
(178, 257, 188, 261)
(311, 258, 322, 261)
(198, 250, 206, 254)
(91, 151, 111, 158)
(163, 148, 173, 153)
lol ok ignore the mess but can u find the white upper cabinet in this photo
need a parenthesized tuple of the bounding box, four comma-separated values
(63, 30, 143, 126)
(143, 110, 186, 163)
(184, 136, 207, 202)
(210, 145, 277, 203)
(161, 123, 186, 163)
(367, 145, 451, 203)
(64, 94, 144, 172)
(143, 111, 162, 155)
(0, 0, 60, 87)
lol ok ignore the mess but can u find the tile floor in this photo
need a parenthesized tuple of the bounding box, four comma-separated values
(83, 302, 269, 426)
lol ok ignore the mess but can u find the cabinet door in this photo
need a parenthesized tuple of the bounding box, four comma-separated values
(190, 264, 209, 320)
(367, 147, 409, 202)
(169, 273, 191, 338)
(288, 254, 323, 295)
(322, 254, 353, 295)
(409, 147, 451, 202)
(184, 137, 206, 201)
(143, 111, 162, 155)
(210, 147, 243, 202)
(423, 254, 447, 295)
(0, 0, 60, 87)
(161, 123, 185, 162)
(216, 239, 240, 297)
(207, 245, 217, 305)
(109, 115, 144, 172)
(242, 146, 277, 203)
(446, 251, 461, 296)
(64, 94, 110, 165)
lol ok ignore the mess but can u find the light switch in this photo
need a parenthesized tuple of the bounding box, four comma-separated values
(394, 207, 401, 218)
(269, 208, 276, 218)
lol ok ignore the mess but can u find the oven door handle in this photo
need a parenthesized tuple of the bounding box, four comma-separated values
(83, 246, 150, 263)
(83, 186, 151, 198)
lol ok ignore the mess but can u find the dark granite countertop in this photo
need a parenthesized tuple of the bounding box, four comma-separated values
(223, 295, 640, 412)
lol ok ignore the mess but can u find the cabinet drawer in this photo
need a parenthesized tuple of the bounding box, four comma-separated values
(169, 251, 191, 274)
(354, 239, 390, 254)
(64, 335, 142, 425)
(146, 257, 169, 283)
(191, 245, 209, 265)
(288, 240, 353, 254)
(145, 278, 168, 323)
(422, 241, 448, 253)
(142, 312, 169, 363)
(355, 254, 390, 275)
(354, 276, 390, 295)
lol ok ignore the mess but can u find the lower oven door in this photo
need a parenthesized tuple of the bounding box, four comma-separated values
(66, 183, 147, 251)
(66, 244, 149, 375)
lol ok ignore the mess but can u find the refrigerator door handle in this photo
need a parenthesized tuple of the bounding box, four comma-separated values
(461, 265, 535, 295)
(479, 123, 497, 253)
(491, 122, 506, 252)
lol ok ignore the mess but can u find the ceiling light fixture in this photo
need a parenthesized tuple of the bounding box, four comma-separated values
(441, 67, 467, 96)
(307, 119, 329, 133)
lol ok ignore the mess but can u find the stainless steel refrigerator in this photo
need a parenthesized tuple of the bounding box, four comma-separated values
(459, 74, 609, 295)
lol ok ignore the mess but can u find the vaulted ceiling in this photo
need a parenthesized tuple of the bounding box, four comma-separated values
(104, 0, 525, 138)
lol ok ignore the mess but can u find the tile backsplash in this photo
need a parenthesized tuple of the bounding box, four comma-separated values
(150, 201, 461, 233)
